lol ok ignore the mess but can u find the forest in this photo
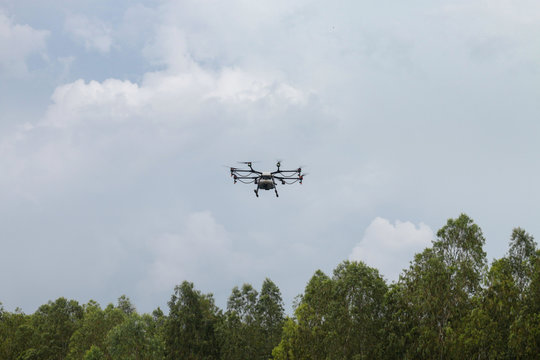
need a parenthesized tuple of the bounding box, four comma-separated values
(1, 214, 539, 360)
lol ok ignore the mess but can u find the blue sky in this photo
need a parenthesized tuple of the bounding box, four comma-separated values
(1, 0, 539, 314)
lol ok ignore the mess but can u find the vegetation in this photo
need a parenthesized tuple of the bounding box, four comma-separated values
(1, 214, 539, 359)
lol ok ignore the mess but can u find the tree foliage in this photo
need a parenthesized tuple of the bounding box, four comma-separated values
(1, 214, 539, 360)
(273, 261, 387, 360)
(164, 281, 220, 360)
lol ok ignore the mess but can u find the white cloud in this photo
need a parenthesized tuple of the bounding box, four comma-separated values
(64, 14, 113, 53)
(142, 211, 252, 293)
(42, 62, 307, 129)
(349, 217, 433, 282)
(0, 11, 311, 208)
(4, 0, 540, 314)
(0, 10, 49, 76)
(45, 78, 143, 127)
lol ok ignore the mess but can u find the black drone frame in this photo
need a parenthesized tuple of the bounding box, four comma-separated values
(229, 161, 304, 197)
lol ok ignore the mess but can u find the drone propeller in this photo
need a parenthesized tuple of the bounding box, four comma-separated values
(237, 161, 258, 167)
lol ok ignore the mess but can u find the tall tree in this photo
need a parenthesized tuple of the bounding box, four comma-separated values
(382, 283, 411, 359)
(398, 214, 487, 359)
(396, 248, 452, 359)
(272, 270, 333, 360)
(508, 249, 540, 359)
(330, 261, 387, 359)
(256, 278, 285, 359)
(106, 313, 164, 360)
(165, 281, 220, 360)
(273, 262, 387, 360)
(67, 301, 125, 360)
(433, 213, 487, 298)
(0, 306, 37, 359)
(117, 295, 136, 316)
(507, 228, 537, 295)
(460, 228, 537, 359)
(220, 279, 285, 360)
(32, 297, 84, 360)
(460, 257, 519, 359)
(220, 284, 259, 360)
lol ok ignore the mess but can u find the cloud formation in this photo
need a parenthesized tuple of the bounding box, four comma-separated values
(350, 218, 433, 282)
(143, 212, 249, 292)
(64, 14, 113, 53)
(2, 0, 540, 314)
(0, 10, 49, 76)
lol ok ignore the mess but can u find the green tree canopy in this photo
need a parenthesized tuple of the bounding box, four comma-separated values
(165, 281, 220, 360)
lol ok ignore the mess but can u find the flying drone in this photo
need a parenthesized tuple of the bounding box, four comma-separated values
(229, 161, 305, 197)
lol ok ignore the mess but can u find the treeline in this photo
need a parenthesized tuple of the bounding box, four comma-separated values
(1, 214, 539, 360)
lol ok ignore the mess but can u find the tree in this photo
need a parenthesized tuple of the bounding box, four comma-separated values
(83, 345, 104, 360)
(330, 261, 387, 359)
(382, 283, 411, 359)
(508, 228, 537, 295)
(106, 313, 164, 360)
(164, 281, 220, 360)
(433, 213, 487, 298)
(294, 269, 334, 360)
(117, 295, 136, 316)
(0, 306, 37, 359)
(271, 317, 299, 360)
(220, 284, 259, 360)
(460, 258, 519, 359)
(32, 297, 84, 360)
(397, 214, 487, 359)
(256, 278, 285, 359)
(273, 262, 387, 360)
(272, 270, 333, 360)
(67, 301, 125, 360)
(457, 228, 538, 359)
(508, 249, 540, 359)
(394, 248, 451, 359)
(220, 279, 285, 360)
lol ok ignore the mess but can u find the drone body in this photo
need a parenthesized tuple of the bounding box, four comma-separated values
(229, 162, 304, 197)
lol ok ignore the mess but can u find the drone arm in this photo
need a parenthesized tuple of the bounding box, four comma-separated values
(273, 174, 303, 185)
(234, 176, 259, 180)
(232, 175, 260, 185)
(232, 169, 262, 174)
(272, 169, 301, 175)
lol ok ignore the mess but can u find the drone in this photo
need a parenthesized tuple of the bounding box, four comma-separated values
(229, 161, 305, 197)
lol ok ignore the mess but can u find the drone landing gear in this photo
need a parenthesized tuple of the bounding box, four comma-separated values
(274, 188, 279, 197)
(254, 189, 259, 197)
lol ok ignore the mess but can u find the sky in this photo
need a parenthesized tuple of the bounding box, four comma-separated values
(1, 0, 539, 314)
